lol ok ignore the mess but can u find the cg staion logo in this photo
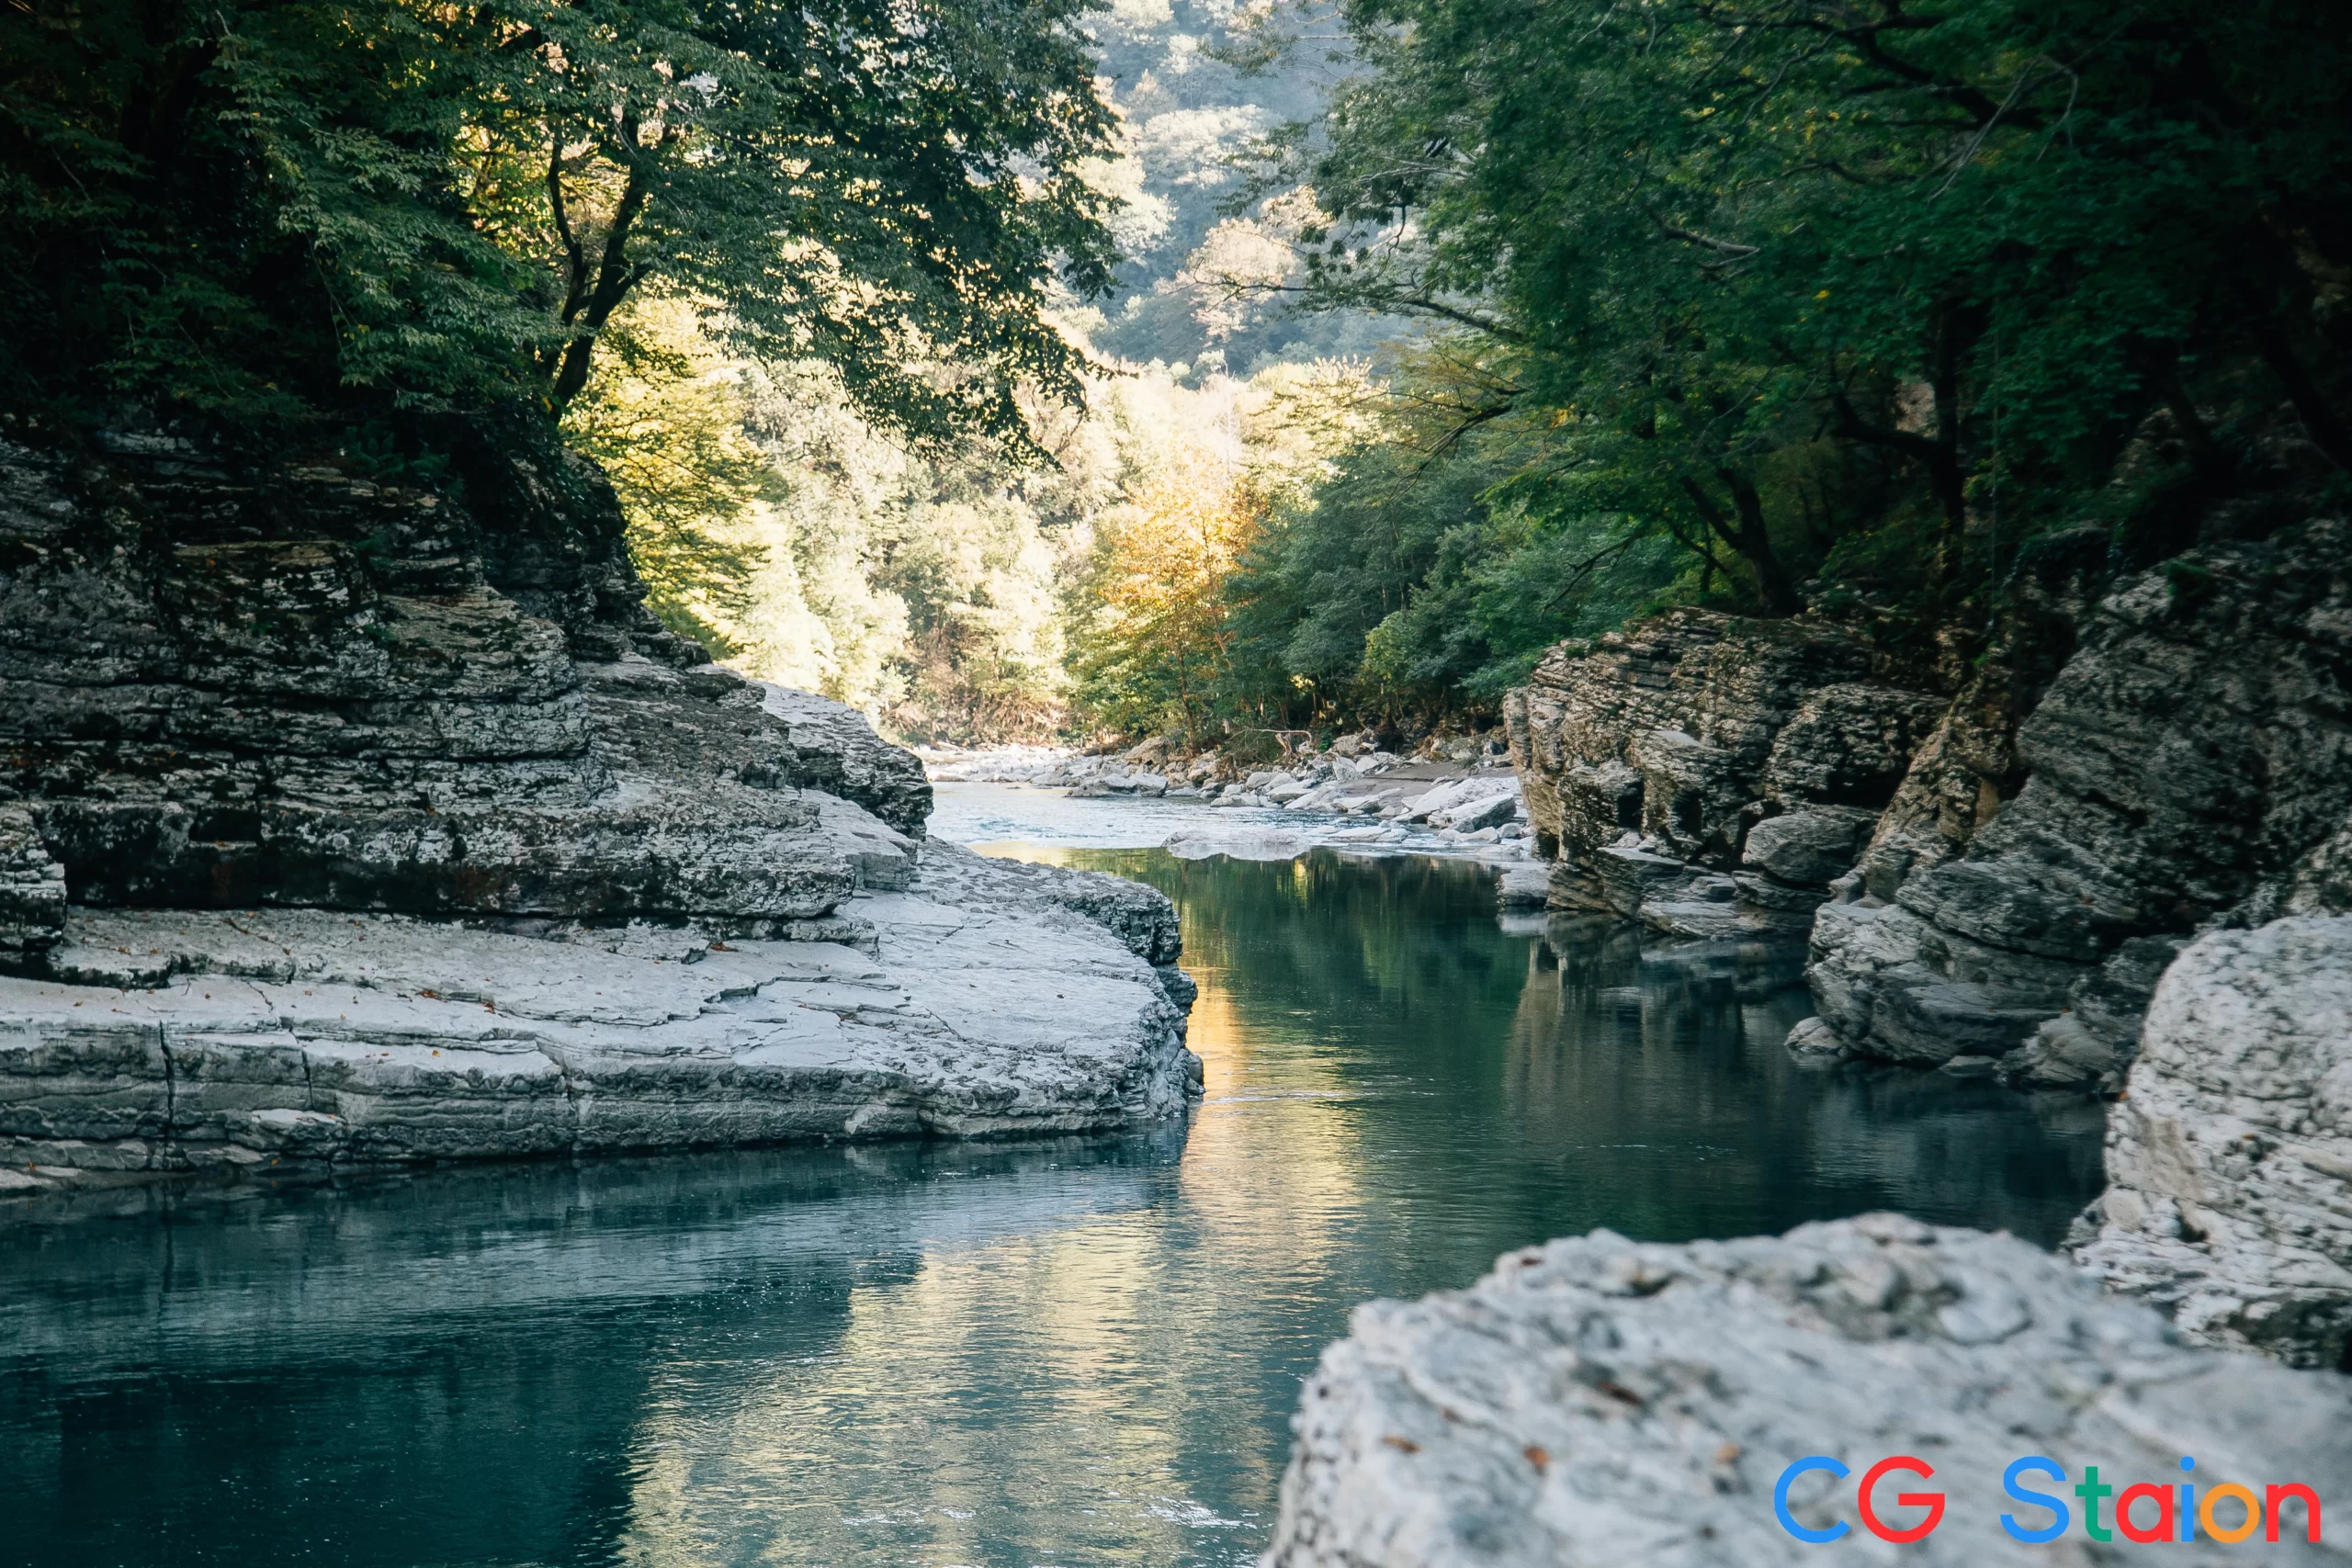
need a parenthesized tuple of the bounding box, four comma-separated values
(1773, 1454, 2325, 1545)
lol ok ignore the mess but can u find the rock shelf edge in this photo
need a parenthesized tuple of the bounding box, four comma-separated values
(0, 841, 1201, 1194)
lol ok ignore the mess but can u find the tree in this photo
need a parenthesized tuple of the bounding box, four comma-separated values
(1241, 0, 2352, 620)
(1, 0, 1122, 458)
(1068, 446, 1264, 741)
(561, 297, 773, 651)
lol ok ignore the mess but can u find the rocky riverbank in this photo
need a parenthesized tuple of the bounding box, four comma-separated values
(926, 737, 1536, 861)
(0, 433, 1198, 1194)
(1493, 508, 2352, 1364)
(1506, 516, 2352, 1093)
(1278, 502, 2352, 1561)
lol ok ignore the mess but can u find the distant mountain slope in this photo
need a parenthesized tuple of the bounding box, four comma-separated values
(1082, 1, 1398, 374)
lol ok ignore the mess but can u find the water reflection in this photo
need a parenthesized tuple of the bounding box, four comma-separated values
(0, 849, 2102, 1566)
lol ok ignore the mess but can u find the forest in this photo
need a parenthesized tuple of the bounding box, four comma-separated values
(5, 0, 2348, 746)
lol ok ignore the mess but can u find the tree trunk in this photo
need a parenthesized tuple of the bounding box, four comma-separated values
(1927, 299, 1987, 583)
(1678, 472, 1802, 615)
(546, 151, 655, 412)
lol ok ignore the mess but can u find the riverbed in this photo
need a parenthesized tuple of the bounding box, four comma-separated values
(0, 796, 2104, 1566)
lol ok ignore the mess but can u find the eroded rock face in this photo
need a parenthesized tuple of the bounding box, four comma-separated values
(1264, 1216, 2352, 1568)
(1504, 610, 1939, 940)
(0, 435, 932, 928)
(1853, 529, 2111, 903)
(1807, 519, 2352, 1078)
(0, 434, 1195, 1179)
(0, 807, 66, 965)
(2073, 917, 2352, 1371)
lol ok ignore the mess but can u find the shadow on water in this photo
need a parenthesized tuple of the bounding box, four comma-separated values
(0, 848, 2103, 1567)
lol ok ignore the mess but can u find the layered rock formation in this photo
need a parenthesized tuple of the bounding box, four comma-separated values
(0, 433, 931, 931)
(0, 433, 1197, 1181)
(1507, 516, 2352, 1090)
(1810, 518, 2351, 1087)
(1503, 609, 1943, 941)
(1263, 1216, 2352, 1568)
(2073, 917, 2352, 1371)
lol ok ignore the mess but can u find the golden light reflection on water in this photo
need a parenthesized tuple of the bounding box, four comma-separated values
(599, 848, 2096, 1566)
(612, 874, 1379, 1568)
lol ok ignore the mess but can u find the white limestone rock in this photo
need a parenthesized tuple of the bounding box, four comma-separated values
(1494, 865, 1551, 910)
(1264, 1216, 2352, 1568)
(0, 848, 1199, 1175)
(2073, 916, 2352, 1370)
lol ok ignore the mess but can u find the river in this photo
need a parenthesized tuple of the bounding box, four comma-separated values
(0, 788, 2104, 1566)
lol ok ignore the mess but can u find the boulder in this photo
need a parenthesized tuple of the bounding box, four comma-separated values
(1163, 826, 1312, 862)
(2074, 916, 2352, 1370)
(1443, 791, 1522, 834)
(1494, 865, 1550, 909)
(1742, 806, 1879, 888)
(1285, 782, 1348, 813)
(1782, 1015, 1849, 1058)
(1402, 778, 1522, 829)
(1265, 1215, 2352, 1568)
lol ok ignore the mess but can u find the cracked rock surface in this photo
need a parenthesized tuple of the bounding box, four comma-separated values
(1263, 1215, 2352, 1568)
(2073, 917, 2352, 1370)
(1804, 520, 2352, 1079)
(0, 849, 1193, 1174)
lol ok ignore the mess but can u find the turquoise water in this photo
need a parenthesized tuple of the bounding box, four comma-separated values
(0, 849, 2103, 1566)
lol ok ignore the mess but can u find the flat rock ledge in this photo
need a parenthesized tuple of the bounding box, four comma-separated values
(2073, 916, 2352, 1370)
(1264, 1216, 2352, 1568)
(0, 840, 1197, 1189)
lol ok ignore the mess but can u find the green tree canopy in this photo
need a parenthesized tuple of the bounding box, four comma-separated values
(1, 0, 1121, 453)
(1268, 0, 2352, 621)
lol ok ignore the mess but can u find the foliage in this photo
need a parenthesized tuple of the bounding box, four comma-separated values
(567, 301, 1091, 739)
(1233, 0, 2352, 636)
(1068, 445, 1265, 741)
(1079, 0, 1387, 374)
(563, 299, 772, 651)
(1059, 355, 1386, 740)
(1, 0, 1121, 459)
